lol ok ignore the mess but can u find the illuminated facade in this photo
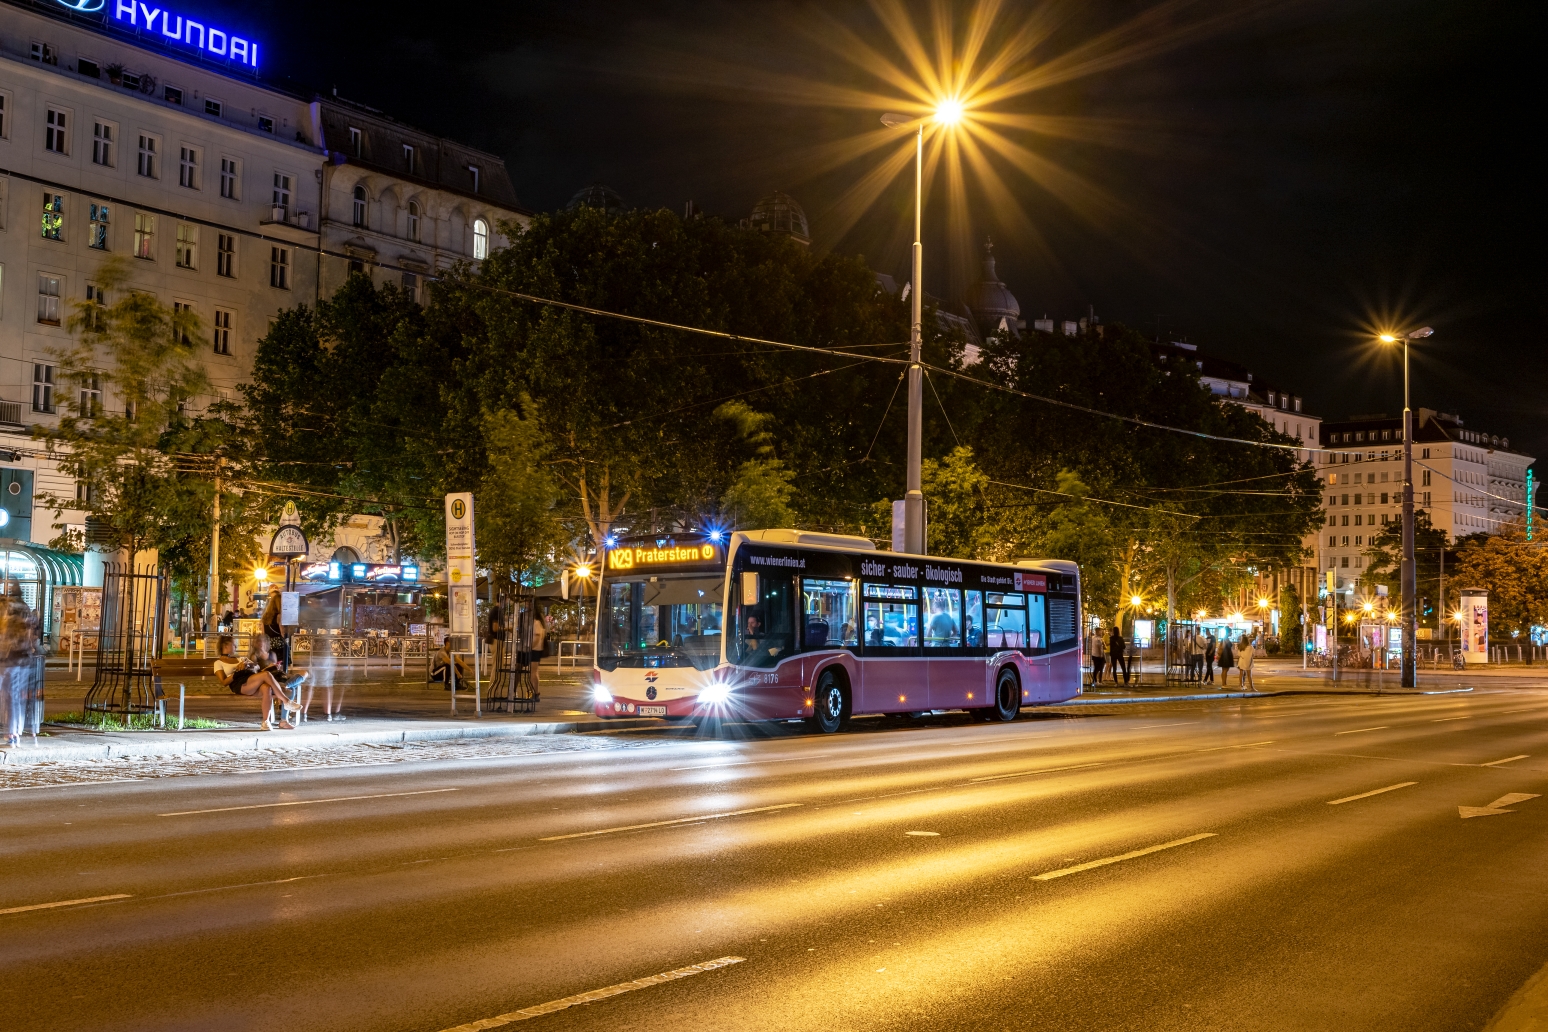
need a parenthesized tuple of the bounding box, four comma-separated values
(0, 0, 527, 551)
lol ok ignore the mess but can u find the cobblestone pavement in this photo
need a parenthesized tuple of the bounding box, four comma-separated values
(0, 733, 672, 790)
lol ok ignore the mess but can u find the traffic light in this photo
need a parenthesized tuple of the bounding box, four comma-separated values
(1421, 596, 1432, 617)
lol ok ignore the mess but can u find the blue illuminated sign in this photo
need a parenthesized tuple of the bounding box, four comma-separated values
(111, 1, 260, 68)
(55, 0, 106, 12)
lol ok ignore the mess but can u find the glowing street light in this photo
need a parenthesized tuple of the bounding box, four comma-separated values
(934, 97, 964, 125)
(252, 565, 269, 583)
(1379, 326, 1434, 688)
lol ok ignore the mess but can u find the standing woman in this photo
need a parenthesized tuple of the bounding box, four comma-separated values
(1218, 634, 1235, 685)
(1237, 634, 1257, 691)
(261, 586, 287, 674)
(1204, 633, 1217, 684)
(1089, 629, 1106, 687)
(1108, 624, 1126, 684)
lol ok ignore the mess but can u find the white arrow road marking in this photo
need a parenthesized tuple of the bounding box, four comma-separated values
(435, 956, 745, 1031)
(1459, 793, 1541, 818)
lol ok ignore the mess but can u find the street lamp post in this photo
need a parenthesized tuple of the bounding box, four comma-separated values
(882, 103, 960, 555)
(1380, 326, 1434, 688)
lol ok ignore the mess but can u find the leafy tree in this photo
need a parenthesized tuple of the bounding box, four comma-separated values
(34, 259, 212, 565)
(1359, 509, 1450, 627)
(474, 401, 570, 583)
(920, 446, 995, 559)
(715, 401, 795, 530)
(1448, 521, 1548, 637)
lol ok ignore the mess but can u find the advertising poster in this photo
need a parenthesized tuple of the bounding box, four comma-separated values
(1460, 590, 1488, 664)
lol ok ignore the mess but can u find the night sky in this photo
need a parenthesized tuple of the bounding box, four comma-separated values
(226, 0, 1539, 463)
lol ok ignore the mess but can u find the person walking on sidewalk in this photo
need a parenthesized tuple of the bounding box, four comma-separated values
(1218, 635, 1235, 685)
(1203, 633, 1217, 684)
(528, 611, 548, 696)
(1237, 634, 1258, 691)
(1192, 632, 1207, 682)
(1089, 630, 1106, 687)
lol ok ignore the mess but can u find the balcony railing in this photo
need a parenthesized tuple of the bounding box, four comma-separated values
(0, 401, 24, 426)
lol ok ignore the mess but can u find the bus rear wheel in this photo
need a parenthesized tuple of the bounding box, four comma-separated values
(811, 671, 849, 734)
(990, 667, 1021, 722)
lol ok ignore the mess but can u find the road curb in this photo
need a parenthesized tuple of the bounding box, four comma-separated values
(0, 718, 666, 766)
(1051, 686, 1475, 707)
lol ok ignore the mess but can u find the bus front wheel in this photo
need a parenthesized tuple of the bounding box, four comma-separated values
(811, 671, 850, 734)
(991, 668, 1022, 722)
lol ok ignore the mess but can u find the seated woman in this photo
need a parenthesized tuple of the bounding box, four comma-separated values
(212, 635, 303, 730)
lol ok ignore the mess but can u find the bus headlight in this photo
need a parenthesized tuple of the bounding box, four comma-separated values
(700, 681, 732, 704)
(592, 685, 614, 703)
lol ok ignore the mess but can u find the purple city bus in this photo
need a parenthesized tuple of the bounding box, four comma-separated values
(592, 529, 1083, 731)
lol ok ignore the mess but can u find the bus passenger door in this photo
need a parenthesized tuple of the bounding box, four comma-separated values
(923, 586, 970, 709)
(1022, 593, 1052, 701)
(858, 584, 925, 713)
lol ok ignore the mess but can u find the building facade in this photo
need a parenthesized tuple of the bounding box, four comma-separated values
(1316, 410, 1537, 584)
(0, 0, 526, 557)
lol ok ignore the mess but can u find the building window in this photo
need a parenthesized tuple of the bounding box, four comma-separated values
(403, 143, 416, 172)
(205, 98, 222, 118)
(179, 146, 198, 188)
(45, 108, 68, 153)
(467, 165, 480, 193)
(76, 481, 95, 504)
(272, 173, 291, 215)
(1340, 556, 1349, 567)
(88, 203, 109, 250)
(164, 85, 182, 105)
(352, 185, 366, 227)
(173, 301, 194, 345)
(137, 135, 157, 177)
(213, 308, 232, 355)
(32, 363, 55, 412)
(407, 200, 420, 241)
(134, 212, 155, 259)
(1422, 447, 1430, 459)
(92, 121, 113, 166)
(348, 127, 362, 157)
(41, 193, 63, 240)
(473, 218, 489, 259)
(1341, 515, 1349, 526)
(217, 234, 235, 277)
(0, 94, 6, 138)
(348, 259, 364, 277)
(1355, 535, 1363, 546)
(270, 247, 289, 289)
(402, 271, 417, 302)
(176, 223, 197, 269)
(1422, 469, 1431, 486)
(257, 115, 274, 134)
(80, 373, 101, 416)
(1328, 535, 1336, 547)
(220, 158, 238, 199)
(1380, 492, 1389, 504)
(37, 275, 62, 325)
(31, 41, 58, 65)
(84, 283, 107, 331)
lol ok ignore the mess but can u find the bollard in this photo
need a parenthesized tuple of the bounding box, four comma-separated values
(178, 684, 185, 731)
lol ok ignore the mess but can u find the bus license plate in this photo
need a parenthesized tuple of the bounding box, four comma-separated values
(640, 705, 667, 716)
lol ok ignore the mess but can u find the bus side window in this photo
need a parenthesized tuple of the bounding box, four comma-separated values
(964, 591, 983, 647)
(1027, 594, 1046, 650)
(801, 578, 857, 649)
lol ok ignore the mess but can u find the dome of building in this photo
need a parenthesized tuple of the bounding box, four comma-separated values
(566, 182, 627, 214)
(748, 191, 811, 245)
(969, 238, 1020, 326)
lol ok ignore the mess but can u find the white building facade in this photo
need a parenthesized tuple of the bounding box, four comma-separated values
(0, 0, 526, 553)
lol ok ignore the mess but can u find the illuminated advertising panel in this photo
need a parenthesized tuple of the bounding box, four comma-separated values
(110, 0, 261, 68)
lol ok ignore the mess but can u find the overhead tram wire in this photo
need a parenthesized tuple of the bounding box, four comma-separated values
(466, 282, 1344, 459)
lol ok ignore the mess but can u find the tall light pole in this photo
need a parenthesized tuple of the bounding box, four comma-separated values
(1380, 326, 1434, 688)
(882, 101, 960, 554)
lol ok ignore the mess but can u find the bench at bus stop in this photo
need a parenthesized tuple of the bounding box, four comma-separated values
(148, 656, 219, 727)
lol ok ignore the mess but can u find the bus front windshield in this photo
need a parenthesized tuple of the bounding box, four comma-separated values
(598, 574, 725, 671)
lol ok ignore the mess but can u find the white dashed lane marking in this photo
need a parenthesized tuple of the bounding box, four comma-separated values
(1327, 782, 1417, 806)
(0, 894, 132, 916)
(538, 803, 801, 842)
(159, 788, 458, 817)
(435, 956, 746, 1030)
(1034, 833, 1217, 881)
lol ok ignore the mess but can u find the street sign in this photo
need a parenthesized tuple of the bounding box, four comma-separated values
(279, 499, 302, 526)
(445, 492, 477, 636)
(280, 591, 300, 626)
(269, 524, 309, 557)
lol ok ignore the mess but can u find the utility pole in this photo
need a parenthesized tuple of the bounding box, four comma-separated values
(1381, 327, 1432, 688)
(205, 458, 222, 633)
(903, 122, 925, 556)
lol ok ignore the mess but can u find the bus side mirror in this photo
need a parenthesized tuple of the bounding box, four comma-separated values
(741, 572, 760, 607)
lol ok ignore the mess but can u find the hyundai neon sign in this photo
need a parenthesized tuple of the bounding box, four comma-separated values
(108, 1, 260, 68)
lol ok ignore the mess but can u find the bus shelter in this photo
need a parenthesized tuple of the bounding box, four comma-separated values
(0, 540, 85, 642)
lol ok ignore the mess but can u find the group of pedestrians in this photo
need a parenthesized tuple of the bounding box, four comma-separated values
(1088, 625, 1133, 686)
(1180, 629, 1258, 690)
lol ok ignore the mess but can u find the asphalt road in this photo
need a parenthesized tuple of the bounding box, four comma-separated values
(7, 690, 1548, 1031)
